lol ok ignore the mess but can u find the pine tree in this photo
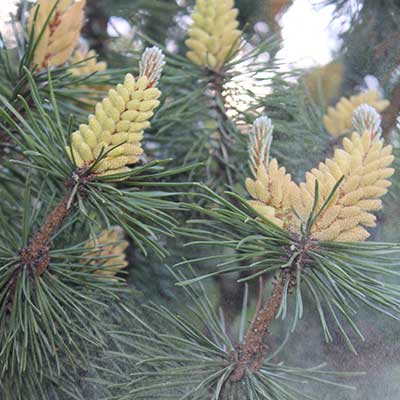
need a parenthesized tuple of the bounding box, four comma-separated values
(1, 1, 400, 399)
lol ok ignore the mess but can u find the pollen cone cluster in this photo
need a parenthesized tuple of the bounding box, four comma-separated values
(245, 117, 298, 230)
(291, 134, 394, 241)
(69, 48, 107, 76)
(84, 227, 128, 277)
(323, 90, 390, 137)
(246, 106, 394, 242)
(65, 47, 164, 177)
(69, 48, 109, 102)
(303, 61, 344, 107)
(186, 0, 241, 71)
(28, 0, 85, 69)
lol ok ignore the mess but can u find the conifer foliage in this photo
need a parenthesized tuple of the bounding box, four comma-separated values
(1, 1, 400, 400)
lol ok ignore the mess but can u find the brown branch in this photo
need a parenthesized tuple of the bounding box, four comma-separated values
(6, 187, 74, 307)
(382, 82, 400, 138)
(6, 169, 93, 307)
(231, 239, 313, 381)
(20, 186, 74, 275)
(374, 31, 400, 59)
(231, 270, 288, 381)
(22, 170, 94, 275)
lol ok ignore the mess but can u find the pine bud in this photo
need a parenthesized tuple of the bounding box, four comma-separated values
(303, 61, 344, 107)
(352, 104, 382, 138)
(28, 0, 85, 69)
(185, 0, 241, 71)
(139, 46, 165, 88)
(65, 48, 163, 177)
(323, 90, 389, 137)
(245, 116, 298, 230)
(249, 116, 273, 177)
(83, 227, 129, 277)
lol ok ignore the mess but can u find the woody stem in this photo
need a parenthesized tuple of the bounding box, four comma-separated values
(6, 186, 76, 308)
(7, 170, 93, 306)
(20, 169, 95, 276)
(21, 186, 76, 275)
(231, 239, 311, 382)
(382, 81, 400, 137)
(231, 270, 288, 381)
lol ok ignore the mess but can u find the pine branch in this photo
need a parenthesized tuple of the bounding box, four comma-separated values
(231, 235, 318, 381)
(97, 268, 359, 399)
(231, 270, 287, 381)
(20, 169, 93, 275)
(382, 81, 400, 137)
(6, 168, 93, 311)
